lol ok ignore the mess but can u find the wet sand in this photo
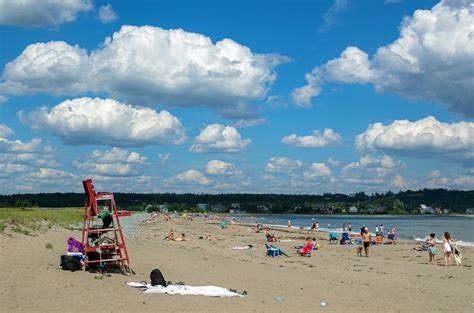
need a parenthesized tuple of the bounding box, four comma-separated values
(0, 216, 473, 312)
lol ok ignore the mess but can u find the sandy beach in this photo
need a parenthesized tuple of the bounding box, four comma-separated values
(0, 215, 473, 313)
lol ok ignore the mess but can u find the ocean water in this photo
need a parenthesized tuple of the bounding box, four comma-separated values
(233, 214, 474, 247)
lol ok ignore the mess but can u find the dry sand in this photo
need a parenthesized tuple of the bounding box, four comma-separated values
(0, 215, 473, 313)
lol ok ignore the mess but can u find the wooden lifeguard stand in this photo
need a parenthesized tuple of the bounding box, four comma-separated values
(81, 179, 132, 273)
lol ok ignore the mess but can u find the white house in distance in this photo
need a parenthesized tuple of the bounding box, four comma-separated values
(348, 206, 358, 213)
(420, 204, 435, 214)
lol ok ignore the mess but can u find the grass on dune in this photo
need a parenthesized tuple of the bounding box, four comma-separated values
(0, 208, 84, 233)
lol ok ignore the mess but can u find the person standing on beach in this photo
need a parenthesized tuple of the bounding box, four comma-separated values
(443, 232, 453, 266)
(288, 218, 291, 229)
(362, 228, 371, 257)
(360, 225, 365, 235)
(348, 223, 352, 232)
(426, 233, 438, 265)
(342, 223, 346, 232)
(316, 221, 320, 232)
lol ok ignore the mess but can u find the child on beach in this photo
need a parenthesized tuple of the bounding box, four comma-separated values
(426, 233, 438, 265)
(443, 232, 453, 266)
(297, 237, 312, 256)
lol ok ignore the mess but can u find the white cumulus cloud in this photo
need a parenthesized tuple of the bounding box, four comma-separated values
(0, 0, 93, 28)
(341, 155, 406, 188)
(356, 116, 474, 165)
(303, 163, 332, 178)
(20, 97, 186, 147)
(73, 147, 147, 177)
(233, 118, 266, 128)
(292, 0, 474, 116)
(190, 124, 251, 153)
(1, 41, 90, 95)
(164, 169, 213, 186)
(0, 124, 14, 138)
(1, 25, 287, 117)
(282, 128, 342, 148)
(265, 157, 303, 173)
(327, 157, 340, 167)
(98, 4, 118, 23)
(205, 160, 241, 176)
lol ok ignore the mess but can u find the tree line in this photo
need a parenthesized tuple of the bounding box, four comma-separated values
(0, 188, 473, 214)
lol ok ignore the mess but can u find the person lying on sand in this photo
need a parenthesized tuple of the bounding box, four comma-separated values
(175, 233, 187, 241)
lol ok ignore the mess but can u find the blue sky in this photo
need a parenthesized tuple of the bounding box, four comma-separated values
(0, 0, 472, 194)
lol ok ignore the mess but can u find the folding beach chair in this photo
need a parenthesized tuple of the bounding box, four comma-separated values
(329, 232, 338, 244)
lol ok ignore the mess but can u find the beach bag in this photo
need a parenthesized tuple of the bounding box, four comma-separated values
(267, 247, 281, 257)
(150, 268, 167, 287)
(60, 255, 82, 271)
(429, 246, 438, 255)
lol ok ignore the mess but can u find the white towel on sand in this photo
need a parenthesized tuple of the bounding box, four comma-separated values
(127, 282, 243, 297)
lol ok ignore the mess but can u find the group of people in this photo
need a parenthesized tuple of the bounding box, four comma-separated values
(425, 231, 460, 266)
(296, 237, 319, 256)
(165, 229, 187, 241)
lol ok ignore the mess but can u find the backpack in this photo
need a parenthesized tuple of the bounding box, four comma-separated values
(60, 255, 82, 272)
(150, 268, 167, 287)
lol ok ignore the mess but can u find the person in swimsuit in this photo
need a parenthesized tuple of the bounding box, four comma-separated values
(362, 227, 371, 257)
(443, 231, 452, 266)
(348, 223, 352, 232)
(426, 233, 438, 265)
(166, 229, 174, 241)
(175, 233, 187, 241)
(316, 221, 320, 232)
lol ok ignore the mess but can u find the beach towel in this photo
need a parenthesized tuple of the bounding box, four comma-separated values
(454, 245, 462, 265)
(127, 282, 243, 297)
(67, 237, 83, 253)
(230, 245, 253, 250)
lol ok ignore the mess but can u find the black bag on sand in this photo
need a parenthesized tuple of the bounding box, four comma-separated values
(150, 268, 167, 287)
(60, 255, 82, 272)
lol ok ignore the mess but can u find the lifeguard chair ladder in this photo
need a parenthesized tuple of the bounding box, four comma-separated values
(81, 179, 132, 273)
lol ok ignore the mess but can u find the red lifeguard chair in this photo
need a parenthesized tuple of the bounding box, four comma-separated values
(81, 179, 133, 273)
